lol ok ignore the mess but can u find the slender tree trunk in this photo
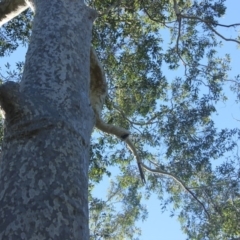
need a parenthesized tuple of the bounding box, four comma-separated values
(0, 0, 96, 239)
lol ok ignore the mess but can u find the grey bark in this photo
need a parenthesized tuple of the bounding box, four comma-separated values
(0, 0, 96, 239)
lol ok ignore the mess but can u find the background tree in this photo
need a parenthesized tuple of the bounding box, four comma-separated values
(0, 0, 240, 239)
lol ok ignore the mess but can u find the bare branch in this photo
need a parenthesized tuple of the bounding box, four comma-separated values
(141, 162, 210, 218)
(172, 0, 188, 74)
(125, 137, 146, 184)
(0, 0, 29, 26)
(175, 16, 188, 72)
(180, 14, 240, 45)
(96, 116, 146, 184)
(90, 47, 146, 183)
(141, 0, 175, 28)
(143, 8, 174, 28)
(212, 23, 240, 28)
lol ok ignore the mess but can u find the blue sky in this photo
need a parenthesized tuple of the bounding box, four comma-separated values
(91, 2, 240, 239)
(0, 1, 239, 239)
(139, 2, 240, 239)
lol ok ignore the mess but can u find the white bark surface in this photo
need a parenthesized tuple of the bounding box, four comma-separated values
(0, 0, 96, 239)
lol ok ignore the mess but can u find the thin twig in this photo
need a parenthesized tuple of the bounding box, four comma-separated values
(143, 9, 174, 28)
(175, 17, 188, 72)
(173, 0, 188, 74)
(113, 104, 159, 126)
(125, 138, 146, 184)
(180, 14, 240, 45)
(213, 23, 240, 28)
(141, 162, 210, 218)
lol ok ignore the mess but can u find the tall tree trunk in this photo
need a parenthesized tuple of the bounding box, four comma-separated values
(0, 0, 96, 239)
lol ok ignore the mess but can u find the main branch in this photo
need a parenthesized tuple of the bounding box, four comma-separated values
(90, 47, 146, 183)
(141, 162, 210, 218)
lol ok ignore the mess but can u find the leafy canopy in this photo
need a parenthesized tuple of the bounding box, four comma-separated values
(0, 0, 240, 239)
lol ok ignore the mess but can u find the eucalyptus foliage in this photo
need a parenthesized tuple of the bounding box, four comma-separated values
(1, 0, 240, 239)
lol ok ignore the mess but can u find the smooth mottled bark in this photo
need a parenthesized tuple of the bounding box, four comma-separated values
(0, 0, 96, 239)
